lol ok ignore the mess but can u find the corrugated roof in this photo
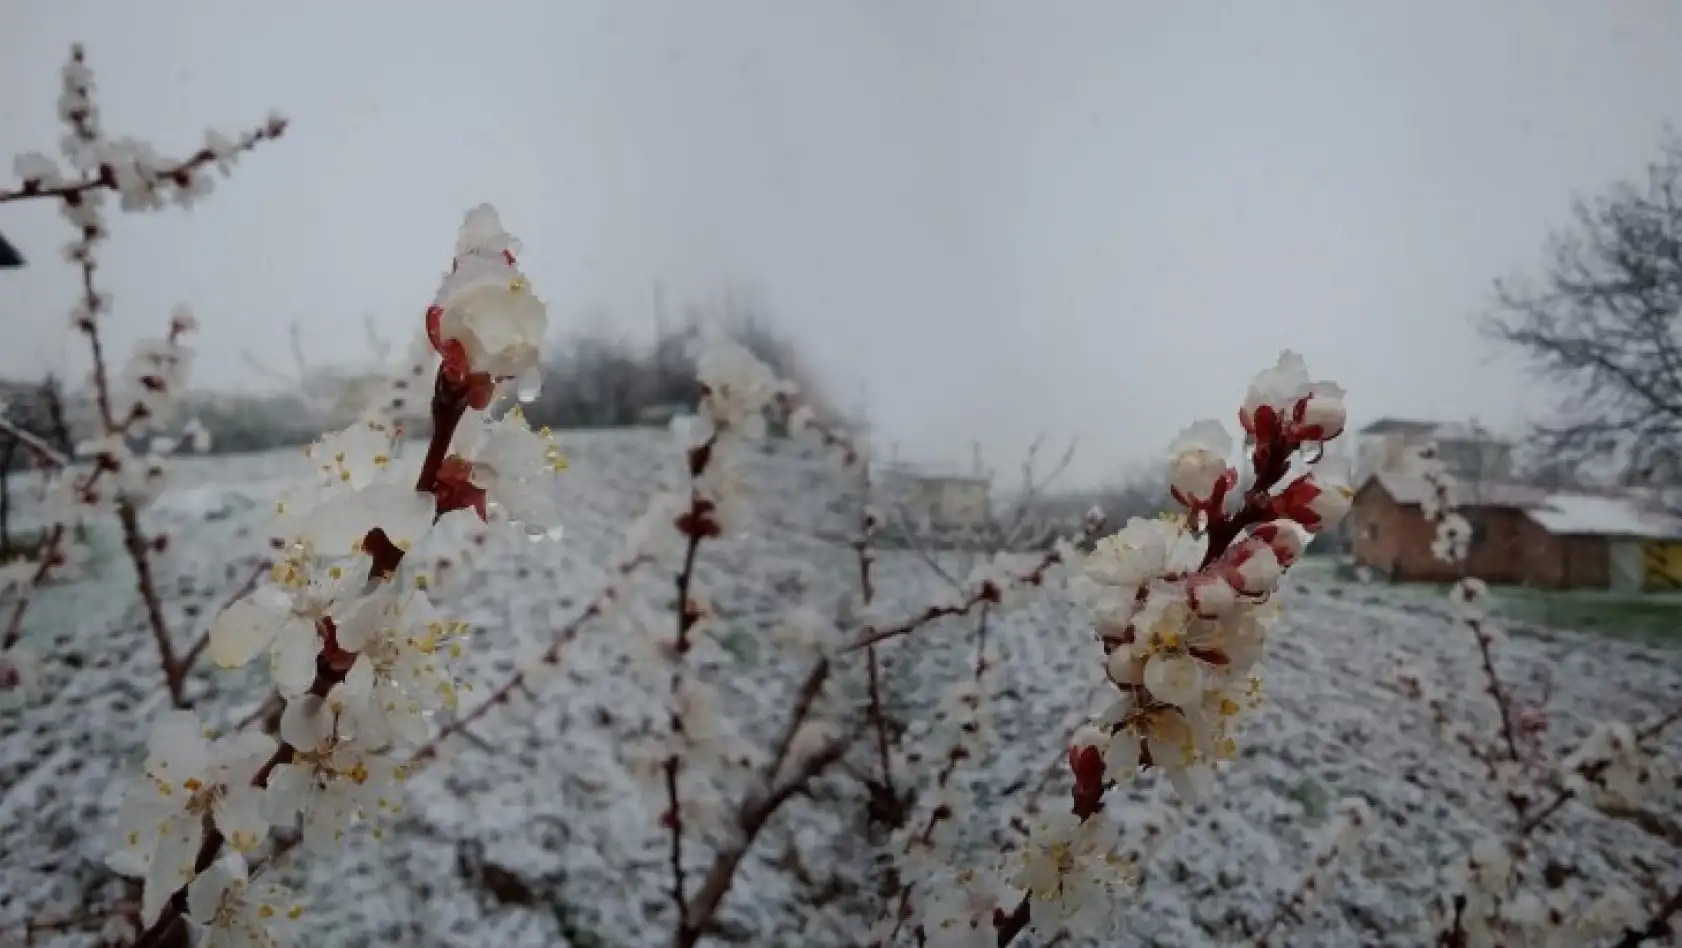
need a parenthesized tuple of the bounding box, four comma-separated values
(1364, 472, 1550, 509)
(1525, 493, 1682, 540)
(1358, 418, 1510, 444)
(1359, 418, 1438, 435)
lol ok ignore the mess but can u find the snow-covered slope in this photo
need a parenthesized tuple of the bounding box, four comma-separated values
(3, 430, 1679, 947)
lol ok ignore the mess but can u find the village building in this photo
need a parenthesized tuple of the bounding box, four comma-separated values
(1348, 471, 1682, 592)
(1355, 417, 1515, 483)
(877, 463, 992, 533)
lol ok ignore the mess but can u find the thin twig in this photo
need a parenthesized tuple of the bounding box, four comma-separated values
(666, 433, 721, 937)
(852, 466, 897, 799)
(0, 118, 288, 205)
(2, 525, 65, 651)
(846, 549, 1062, 652)
(0, 417, 71, 469)
(407, 552, 654, 766)
(178, 558, 272, 676)
(677, 658, 850, 948)
(1611, 884, 1682, 947)
(1516, 702, 1682, 838)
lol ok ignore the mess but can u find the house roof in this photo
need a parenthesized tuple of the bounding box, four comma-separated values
(1363, 472, 1550, 509)
(1359, 418, 1438, 435)
(1525, 493, 1682, 540)
(1363, 472, 1682, 539)
(877, 464, 990, 486)
(1357, 418, 1511, 445)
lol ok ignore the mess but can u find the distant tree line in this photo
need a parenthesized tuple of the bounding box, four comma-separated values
(1, 287, 838, 461)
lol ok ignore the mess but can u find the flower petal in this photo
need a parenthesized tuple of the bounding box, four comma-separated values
(270, 618, 322, 697)
(208, 595, 286, 669)
(141, 813, 204, 925)
(214, 786, 270, 854)
(185, 852, 247, 925)
(144, 710, 214, 787)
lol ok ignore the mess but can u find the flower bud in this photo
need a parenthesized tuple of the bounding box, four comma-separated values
(1185, 571, 1238, 618)
(1166, 419, 1236, 508)
(1224, 537, 1282, 595)
(1249, 520, 1305, 567)
(1271, 456, 1355, 533)
(1288, 382, 1347, 442)
(1239, 350, 1310, 440)
(426, 205, 548, 393)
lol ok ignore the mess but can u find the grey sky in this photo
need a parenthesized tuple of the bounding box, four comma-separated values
(3, 1, 1680, 487)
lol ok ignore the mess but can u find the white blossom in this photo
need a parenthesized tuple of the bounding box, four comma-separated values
(431, 204, 547, 380)
(1010, 809, 1127, 930)
(1083, 516, 1203, 594)
(209, 560, 373, 696)
(264, 696, 404, 852)
(185, 853, 303, 948)
(920, 868, 1012, 948)
(1239, 350, 1311, 435)
(452, 408, 568, 534)
(109, 712, 276, 924)
(694, 331, 782, 438)
(1166, 419, 1233, 504)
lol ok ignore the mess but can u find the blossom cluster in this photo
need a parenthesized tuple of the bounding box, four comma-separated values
(617, 333, 801, 829)
(1424, 838, 1648, 948)
(1060, 351, 1350, 802)
(103, 205, 567, 947)
(866, 352, 1358, 944)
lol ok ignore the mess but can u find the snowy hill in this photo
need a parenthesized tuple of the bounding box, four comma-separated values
(2, 430, 1679, 947)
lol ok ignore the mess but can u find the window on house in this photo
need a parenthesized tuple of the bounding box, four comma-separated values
(1364, 520, 1379, 541)
(1468, 514, 1489, 547)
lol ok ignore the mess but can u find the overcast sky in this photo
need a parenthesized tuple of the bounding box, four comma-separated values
(2, 1, 1679, 487)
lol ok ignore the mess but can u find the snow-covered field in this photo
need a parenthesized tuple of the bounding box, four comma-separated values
(3, 430, 1679, 947)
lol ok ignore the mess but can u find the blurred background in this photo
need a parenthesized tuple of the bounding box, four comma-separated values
(3, 0, 1678, 488)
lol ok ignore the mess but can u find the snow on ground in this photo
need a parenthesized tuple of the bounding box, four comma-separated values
(3, 430, 1680, 947)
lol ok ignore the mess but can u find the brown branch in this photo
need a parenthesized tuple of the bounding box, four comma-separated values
(2, 525, 66, 652)
(761, 659, 834, 782)
(0, 119, 287, 206)
(851, 467, 898, 800)
(118, 501, 187, 707)
(0, 417, 71, 469)
(1638, 702, 1682, 743)
(1468, 617, 1524, 768)
(846, 549, 1061, 652)
(1597, 802, 1682, 848)
(10, 44, 284, 714)
(1612, 884, 1682, 947)
(677, 708, 852, 948)
(664, 433, 722, 930)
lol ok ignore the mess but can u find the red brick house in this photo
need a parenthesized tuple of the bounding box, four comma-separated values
(1347, 473, 1682, 591)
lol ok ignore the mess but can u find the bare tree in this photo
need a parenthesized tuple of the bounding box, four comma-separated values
(1486, 134, 1682, 483)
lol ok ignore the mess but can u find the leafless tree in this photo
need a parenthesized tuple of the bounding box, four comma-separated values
(1486, 134, 1682, 483)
